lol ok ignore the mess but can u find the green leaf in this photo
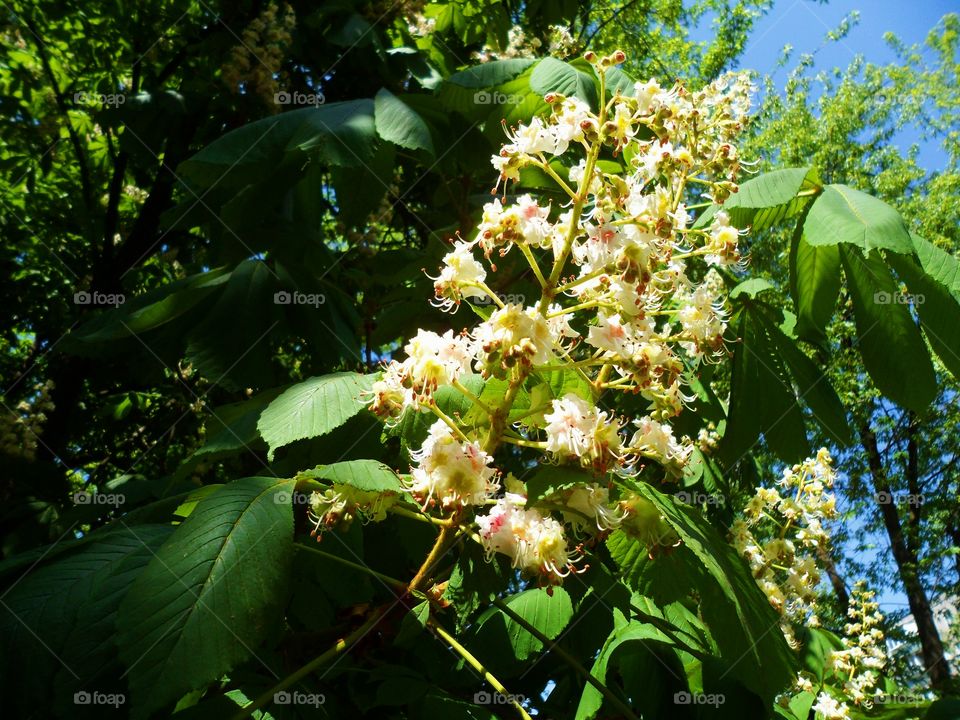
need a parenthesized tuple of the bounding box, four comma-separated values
(730, 277, 775, 300)
(180, 100, 377, 188)
(840, 246, 937, 411)
(724, 307, 809, 463)
(727, 168, 813, 208)
(374, 88, 434, 156)
(530, 57, 598, 105)
(395, 601, 430, 645)
(908, 233, 960, 300)
(525, 464, 598, 504)
(607, 530, 704, 606)
(576, 608, 674, 720)
(258, 372, 376, 460)
(887, 250, 960, 381)
(804, 184, 912, 253)
(388, 374, 484, 450)
(790, 225, 841, 345)
(478, 588, 573, 661)
(300, 459, 402, 493)
(632, 483, 796, 703)
(0, 525, 173, 716)
(768, 327, 852, 446)
(796, 627, 844, 682)
(705, 167, 818, 232)
(443, 541, 510, 632)
(184, 389, 279, 466)
(446, 58, 537, 88)
(66, 268, 231, 345)
(117, 477, 296, 716)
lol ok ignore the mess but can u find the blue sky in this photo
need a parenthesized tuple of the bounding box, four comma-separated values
(711, 0, 955, 172)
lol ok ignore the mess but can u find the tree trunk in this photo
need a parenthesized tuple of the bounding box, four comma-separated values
(816, 545, 849, 615)
(859, 422, 952, 690)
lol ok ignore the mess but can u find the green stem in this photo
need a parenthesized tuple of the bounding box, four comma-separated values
(452, 378, 494, 416)
(519, 242, 549, 290)
(428, 403, 469, 442)
(429, 619, 533, 720)
(491, 598, 641, 720)
(389, 504, 453, 527)
(233, 606, 389, 720)
(408, 524, 455, 593)
(538, 158, 578, 200)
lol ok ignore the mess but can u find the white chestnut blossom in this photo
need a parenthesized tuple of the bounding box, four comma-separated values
(629, 416, 691, 466)
(543, 393, 624, 472)
(732, 449, 840, 646)
(558, 483, 623, 531)
(431, 241, 488, 311)
(473, 304, 554, 376)
(406, 419, 499, 510)
(476, 495, 581, 580)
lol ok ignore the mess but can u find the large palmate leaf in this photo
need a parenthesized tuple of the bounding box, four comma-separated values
(116, 477, 296, 717)
(790, 220, 842, 345)
(886, 250, 960, 381)
(530, 57, 598, 105)
(300, 459, 403, 493)
(633, 484, 796, 703)
(722, 167, 818, 231)
(694, 167, 818, 232)
(446, 58, 537, 88)
(179, 99, 377, 188)
(840, 246, 937, 411)
(0, 525, 173, 717)
(258, 372, 377, 460)
(477, 587, 573, 661)
(374, 88, 434, 156)
(804, 184, 913, 253)
(575, 607, 675, 720)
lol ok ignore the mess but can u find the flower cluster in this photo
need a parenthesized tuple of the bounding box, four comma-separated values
(362, 52, 754, 581)
(472, 24, 578, 63)
(731, 448, 839, 646)
(543, 393, 624, 472)
(477, 494, 583, 579)
(307, 484, 395, 536)
(220, 2, 296, 106)
(803, 582, 889, 719)
(1, 380, 55, 461)
(405, 420, 499, 509)
(814, 581, 888, 716)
